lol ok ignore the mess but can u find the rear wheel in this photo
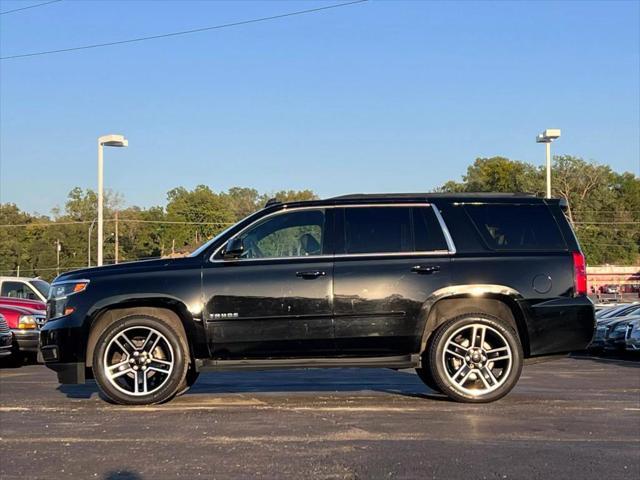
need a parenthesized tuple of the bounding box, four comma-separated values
(92, 315, 188, 405)
(428, 313, 523, 403)
(415, 366, 441, 393)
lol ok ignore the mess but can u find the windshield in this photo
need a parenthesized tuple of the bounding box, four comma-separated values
(29, 279, 51, 298)
(188, 209, 271, 258)
(188, 224, 237, 257)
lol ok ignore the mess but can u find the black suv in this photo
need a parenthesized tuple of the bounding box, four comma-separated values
(40, 193, 594, 405)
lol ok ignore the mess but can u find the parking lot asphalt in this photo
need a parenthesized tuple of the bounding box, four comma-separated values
(1, 356, 639, 480)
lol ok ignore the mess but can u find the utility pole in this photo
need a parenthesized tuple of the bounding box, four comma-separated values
(114, 211, 119, 264)
(56, 239, 61, 276)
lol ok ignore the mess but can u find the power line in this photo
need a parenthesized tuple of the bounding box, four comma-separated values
(0, 219, 236, 228)
(0, 0, 368, 60)
(0, 0, 62, 15)
(573, 222, 640, 225)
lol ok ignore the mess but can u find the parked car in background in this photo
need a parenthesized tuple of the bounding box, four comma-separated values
(0, 304, 45, 356)
(604, 315, 640, 351)
(596, 303, 639, 319)
(0, 314, 13, 358)
(0, 296, 46, 312)
(0, 277, 50, 303)
(625, 318, 640, 352)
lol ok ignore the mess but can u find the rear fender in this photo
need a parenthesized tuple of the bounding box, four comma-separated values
(418, 284, 529, 356)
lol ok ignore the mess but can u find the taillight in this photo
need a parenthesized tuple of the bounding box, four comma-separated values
(572, 251, 587, 296)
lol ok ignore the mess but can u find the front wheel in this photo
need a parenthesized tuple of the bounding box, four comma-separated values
(428, 314, 523, 403)
(92, 315, 189, 405)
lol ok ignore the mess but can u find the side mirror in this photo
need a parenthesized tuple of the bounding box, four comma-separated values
(223, 237, 244, 259)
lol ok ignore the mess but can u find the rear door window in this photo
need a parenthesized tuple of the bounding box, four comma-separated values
(338, 206, 448, 254)
(464, 204, 567, 251)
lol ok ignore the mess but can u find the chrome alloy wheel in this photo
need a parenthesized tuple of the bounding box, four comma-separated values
(441, 323, 513, 396)
(102, 326, 174, 396)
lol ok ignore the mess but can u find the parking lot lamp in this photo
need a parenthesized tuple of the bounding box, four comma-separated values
(97, 134, 128, 267)
(536, 129, 561, 198)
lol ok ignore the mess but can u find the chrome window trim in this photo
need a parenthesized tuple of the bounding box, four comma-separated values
(208, 202, 455, 264)
(431, 204, 457, 254)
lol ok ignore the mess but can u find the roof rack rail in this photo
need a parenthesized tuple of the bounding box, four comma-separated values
(264, 198, 282, 208)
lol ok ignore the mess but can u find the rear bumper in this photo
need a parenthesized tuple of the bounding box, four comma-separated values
(525, 295, 595, 356)
(11, 329, 39, 353)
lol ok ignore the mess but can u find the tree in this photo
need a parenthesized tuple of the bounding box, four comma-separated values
(440, 157, 544, 194)
(440, 155, 639, 265)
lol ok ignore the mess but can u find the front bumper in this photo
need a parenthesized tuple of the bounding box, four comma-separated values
(626, 335, 640, 351)
(0, 332, 12, 357)
(40, 315, 87, 384)
(11, 329, 40, 353)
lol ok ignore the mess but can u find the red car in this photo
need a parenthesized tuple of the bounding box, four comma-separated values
(0, 296, 46, 311)
(0, 304, 45, 355)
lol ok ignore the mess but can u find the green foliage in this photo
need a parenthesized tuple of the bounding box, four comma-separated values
(1, 155, 637, 282)
(440, 155, 640, 265)
(0, 186, 320, 280)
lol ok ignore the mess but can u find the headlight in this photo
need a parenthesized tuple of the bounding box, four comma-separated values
(48, 280, 90, 320)
(50, 280, 89, 299)
(18, 315, 37, 330)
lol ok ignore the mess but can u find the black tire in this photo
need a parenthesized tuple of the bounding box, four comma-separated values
(92, 315, 189, 405)
(415, 366, 441, 393)
(175, 366, 200, 397)
(428, 313, 523, 403)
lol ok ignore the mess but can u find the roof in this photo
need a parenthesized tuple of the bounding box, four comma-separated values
(0, 276, 40, 282)
(265, 192, 550, 211)
(330, 192, 538, 201)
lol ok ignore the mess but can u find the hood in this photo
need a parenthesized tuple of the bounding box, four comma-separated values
(0, 297, 46, 310)
(0, 304, 41, 316)
(53, 256, 200, 283)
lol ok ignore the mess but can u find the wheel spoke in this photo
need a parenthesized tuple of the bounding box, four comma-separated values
(149, 359, 171, 371)
(114, 333, 136, 354)
(487, 346, 509, 354)
(107, 359, 130, 374)
(488, 354, 511, 362)
(133, 370, 140, 394)
(478, 326, 486, 348)
(445, 348, 466, 360)
(482, 366, 499, 386)
(142, 331, 161, 353)
(452, 364, 470, 383)
(111, 368, 134, 380)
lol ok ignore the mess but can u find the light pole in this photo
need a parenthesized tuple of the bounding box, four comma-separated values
(88, 218, 97, 267)
(536, 129, 561, 198)
(97, 134, 128, 266)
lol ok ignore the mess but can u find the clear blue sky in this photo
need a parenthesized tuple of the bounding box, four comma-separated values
(1, 0, 638, 215)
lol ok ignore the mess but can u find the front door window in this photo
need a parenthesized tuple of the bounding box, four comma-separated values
(238, 209, 326, 259)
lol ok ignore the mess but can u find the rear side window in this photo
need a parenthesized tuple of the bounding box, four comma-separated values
(464, 204, 566, 251)
(339, 206, 447, 254)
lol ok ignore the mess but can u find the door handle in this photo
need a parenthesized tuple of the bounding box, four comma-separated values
(296, 270, 326, 279)
(411, 265, 440, 275)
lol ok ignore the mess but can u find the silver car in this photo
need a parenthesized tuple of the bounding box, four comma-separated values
(625, 318, 640, 352)
(604, 314, 640, 351)
(591, 317, 630, 350)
